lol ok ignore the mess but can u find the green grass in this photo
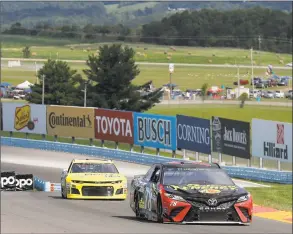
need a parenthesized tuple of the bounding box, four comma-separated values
(2, 35, 292, 65)
(2, 63, 292, 92)
(247, 182, 292, 211)
(149, 104, 292, 123)
(2, 35, 81, 48)
(105, 2, 158, 14)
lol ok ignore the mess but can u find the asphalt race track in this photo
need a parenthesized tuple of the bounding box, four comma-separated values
(1, 146, 292, 233)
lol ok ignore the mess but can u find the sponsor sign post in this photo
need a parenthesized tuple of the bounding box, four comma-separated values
(2, 103, 47, 134)
(252, 119, 292, 166)
(176, 115, 211, 155)
(1, 172, 34, 191)
(211, 117, 250, 159)
(1, 171, 16, 191)
(46, 105, 95, 139)
(15, 174, 34, 191)
(133, 112, 177, 151)
(94, 108, 134, 144)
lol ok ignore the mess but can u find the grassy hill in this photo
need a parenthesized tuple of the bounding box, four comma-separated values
(2, 1, 292, 29)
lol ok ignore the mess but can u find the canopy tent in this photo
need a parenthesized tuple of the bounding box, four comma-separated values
(0, 82, 11, 87)
(208, 86, 223, 93)
(16, 80, 33, 89)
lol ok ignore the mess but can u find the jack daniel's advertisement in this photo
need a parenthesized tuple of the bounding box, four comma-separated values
(212, 117, 251, 159)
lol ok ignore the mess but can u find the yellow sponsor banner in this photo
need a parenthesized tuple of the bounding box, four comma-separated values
(46, 105, 95, 138)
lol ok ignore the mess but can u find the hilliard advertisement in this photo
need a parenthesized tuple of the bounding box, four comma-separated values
(212, 116, 250, 159)
(252, 119, 292, 163)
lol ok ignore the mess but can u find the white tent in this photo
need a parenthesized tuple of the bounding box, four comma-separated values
(16, 80, 33, 89)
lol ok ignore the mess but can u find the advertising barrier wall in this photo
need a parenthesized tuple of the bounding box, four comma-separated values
(2, 103, 47, 134)
(46, 105, 95, 138)
(133, 112, 177, 150)
(212, 116, 251, 159)
(252, 119, 292, 163)
(176, 115, 211, 154)
(94, 108, 134, 144)
(1, 103, 292, 167)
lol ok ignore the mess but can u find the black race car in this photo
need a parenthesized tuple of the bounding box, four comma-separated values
(129, 161, 253, 225)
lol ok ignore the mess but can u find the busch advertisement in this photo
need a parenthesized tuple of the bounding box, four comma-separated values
(133, 113, 177, 150)
(176, 115, 211, 154)
(212, 117, 250, 159)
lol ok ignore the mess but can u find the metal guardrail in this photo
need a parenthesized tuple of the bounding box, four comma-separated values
(1, 137, 292, 184)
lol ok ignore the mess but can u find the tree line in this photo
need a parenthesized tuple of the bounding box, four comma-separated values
(3, 7, 292, 53)
(29, 44, 163, 112)
(141, 7, 292, 53)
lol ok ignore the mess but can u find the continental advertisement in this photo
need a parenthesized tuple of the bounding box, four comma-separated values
(46, 105, 95, 139)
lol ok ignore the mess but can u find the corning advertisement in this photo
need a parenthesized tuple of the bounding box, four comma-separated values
(252, 119, 292, 163)
(212, 116, 250, 159)
(47, 105, 95, 138)
(94, 108, 134, 144)
(133, 112, 177, 150)
(2, 103, 47, 134)
(176, 115, 211, 154)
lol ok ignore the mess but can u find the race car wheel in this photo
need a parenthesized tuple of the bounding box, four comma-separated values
(157, 197, 163, 223)
(134, 193, 142, 218)
(61, 188, 66, 199)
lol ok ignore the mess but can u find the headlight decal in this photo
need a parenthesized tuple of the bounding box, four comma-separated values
(164, 193, 186, 202)
(237, 194, 250, 203)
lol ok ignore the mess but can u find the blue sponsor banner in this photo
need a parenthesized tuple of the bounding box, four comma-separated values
(133, 113, 177, 150)
(176, 115, 211, 154)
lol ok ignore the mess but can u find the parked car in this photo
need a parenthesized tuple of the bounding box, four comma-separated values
(251, 77, 262, 85)
(233, 79, 249, 85)
(255, 80, 269, 89)
(249, 90, 260, 98)
(268, 79, 278, 87)
(285, 90, 293, 98)
(286, 62, 292, 67)
(274, 91, 285, 98)
(278, 78, 288, 86)
(264, 91, 275, 98)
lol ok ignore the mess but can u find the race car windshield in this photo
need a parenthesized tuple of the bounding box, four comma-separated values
(70, 163, 119, 173)
(162, 168, 235, 186)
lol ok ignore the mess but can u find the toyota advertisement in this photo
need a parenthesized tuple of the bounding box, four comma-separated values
(94, 108, 134, 144)
(252, 119, 292, 163)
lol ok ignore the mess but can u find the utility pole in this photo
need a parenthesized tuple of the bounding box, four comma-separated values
(251, 48, 254, 95)
(237, 65, 240, 98)
(83, 81, 88, 107)
(258, 35, 261, 51)
(42, 75, 45, 105)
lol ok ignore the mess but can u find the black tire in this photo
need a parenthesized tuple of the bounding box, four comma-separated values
(61, 188, 66, 199)
(134, 193, 141, 218)
(157, 197, 164, 223)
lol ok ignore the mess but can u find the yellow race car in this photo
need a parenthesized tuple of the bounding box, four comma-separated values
(61, 159, 127, 200)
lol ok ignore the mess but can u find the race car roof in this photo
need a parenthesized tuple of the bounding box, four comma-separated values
(72, 159, 113, 164)
(161, 161, 221, 169)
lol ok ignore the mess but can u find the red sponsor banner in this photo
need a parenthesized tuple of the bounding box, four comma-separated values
(94, 109, 134, 144)
(277, 124, 284, 144)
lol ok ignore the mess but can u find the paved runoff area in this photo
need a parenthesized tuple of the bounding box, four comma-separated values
(1, 146, 292, 233)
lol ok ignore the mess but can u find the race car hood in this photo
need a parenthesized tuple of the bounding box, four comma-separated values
(163, 184, 247, 197)
(67, 173, 126, 182)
